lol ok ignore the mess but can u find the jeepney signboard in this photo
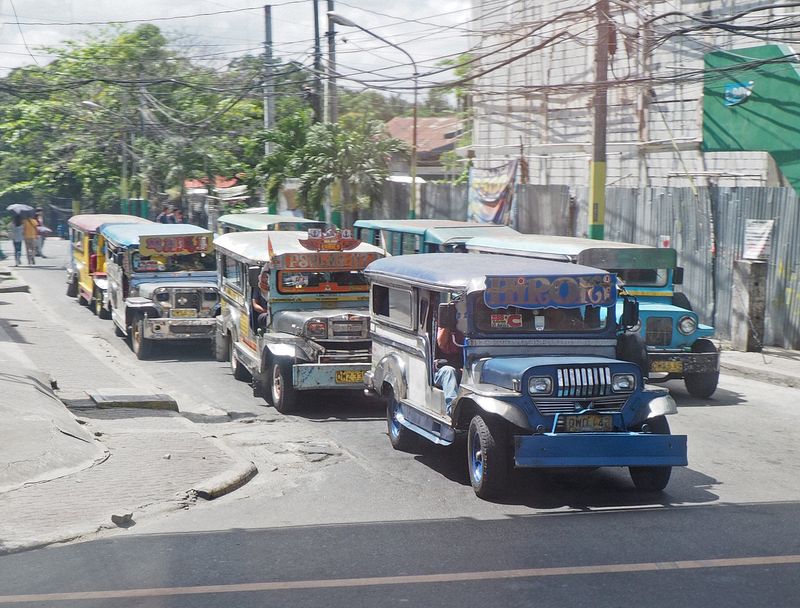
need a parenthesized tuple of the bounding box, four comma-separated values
(273, 251, 382, 271)
(299, 228, 360, 252)
(139, 234, 211, 256)
(484, 274, 616, 309)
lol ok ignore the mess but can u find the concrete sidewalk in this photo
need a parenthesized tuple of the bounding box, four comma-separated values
(720, 344, 800, 390)
(0, 257, 257, 555)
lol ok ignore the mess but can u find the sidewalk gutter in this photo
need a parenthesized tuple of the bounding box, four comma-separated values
(192, 434, 258, 500)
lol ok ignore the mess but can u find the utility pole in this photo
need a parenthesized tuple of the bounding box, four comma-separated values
(589, 0, 609, 240)
(263, 5, 277, 212)
(312, 0, 323, 123)
(326, 0, 338, 124)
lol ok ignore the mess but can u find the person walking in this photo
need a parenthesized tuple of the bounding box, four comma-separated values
(22, 214, 39, 265)
(35, 207, 47, 257)
(10, 215, 23, 266)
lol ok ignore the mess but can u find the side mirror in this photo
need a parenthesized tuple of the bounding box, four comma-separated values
(438, 302, 457, 330)
(248, 266, 262, 288)
(672, 267, 684, 285)
(621, 298, 639, 329)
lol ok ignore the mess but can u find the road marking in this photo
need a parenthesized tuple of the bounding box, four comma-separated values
(1, 554, 799, 604)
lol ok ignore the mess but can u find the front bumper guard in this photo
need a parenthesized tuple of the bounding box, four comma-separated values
(143, 317, 215, 340)
(648, 351, 719, 375)
(293, 362, 372, 390)
(514, 432, 688, 468)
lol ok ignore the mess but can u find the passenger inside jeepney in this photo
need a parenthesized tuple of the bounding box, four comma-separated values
(433, 296, 464, 415)
(252, 270, 270, 329)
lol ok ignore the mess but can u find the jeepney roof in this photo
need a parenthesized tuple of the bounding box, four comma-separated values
(217, 213, 325, 231)
(99, 222, 212, 247)
(354, 219, 509, 236)
(466, 234, 678, 268)
(214, 230, 385, 264)
(365, 253, 610, 293)
(67, 214, 153, 233)
(423, 225, 519, 245)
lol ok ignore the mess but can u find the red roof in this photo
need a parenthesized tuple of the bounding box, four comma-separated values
(184, 176, 238, 189)
(386, 117, 462, 157)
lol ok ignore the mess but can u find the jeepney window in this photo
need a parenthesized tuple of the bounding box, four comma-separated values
(72, 229, 84, 252)
(372, 285, 413, 328)
(610, 268, 668, 287)
(473, 299, 608, 333)
(222, 255, 244, 292)
(402, 234, 420, 255)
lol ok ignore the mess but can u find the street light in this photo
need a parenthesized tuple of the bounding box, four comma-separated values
(327, 11, 419, 219)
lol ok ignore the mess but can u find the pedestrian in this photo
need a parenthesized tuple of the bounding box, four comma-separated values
(156, 205, 170, 223)
(35, 207, 47, 257)
(10, 215, 23, 266)
(22, 213, 39, 265)
(173, 208, 186, 224)
(166, 206, 177, 224)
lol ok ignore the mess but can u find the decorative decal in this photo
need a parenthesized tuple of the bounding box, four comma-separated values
(139, 234, 211, 256)
(299, 227, 360, 251)
(490, 313, 523, 328)
(484, 274, 616, 309)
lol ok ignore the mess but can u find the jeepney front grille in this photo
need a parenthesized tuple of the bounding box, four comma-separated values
(331, 319, 366, 338)
(533, 395, 628, 416)
(317, 340, 371, 363)
(645, 317, 673, 346)
(173, 290, 201, 310)
(169, 324, 212, 335)
(555, 366, 611, 398)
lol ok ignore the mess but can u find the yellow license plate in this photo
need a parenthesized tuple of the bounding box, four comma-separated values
(171, 308, 196, 318)
(651, 360, 683, 373)
(335, 370, 364, 384)
(564, 414, 613, 433)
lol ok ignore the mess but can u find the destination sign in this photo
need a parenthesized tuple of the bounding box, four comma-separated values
(274, 251, 382, 271)
(484, 274, 616, 309)
(139, 234, 211, 256)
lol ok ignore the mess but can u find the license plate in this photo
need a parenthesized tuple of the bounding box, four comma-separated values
(171, 308, 196, 318)
(651, 360, 683, 373)
(563, 413, 613, 433)
(335, 370, 364, 384)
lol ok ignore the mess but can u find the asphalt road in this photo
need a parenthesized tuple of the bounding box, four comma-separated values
(2, 238, 799, 606)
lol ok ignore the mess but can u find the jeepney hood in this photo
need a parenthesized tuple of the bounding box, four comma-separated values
(132, 274, 217, 298)
(272, 308, 370, 337)
(480, 355, 631, 391)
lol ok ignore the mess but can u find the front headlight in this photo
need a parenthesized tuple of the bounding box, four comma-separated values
(677, 315, 697, 335)
(612, 373, 636, 392)
(305, 320, 327, 338)
(528, 376, 553, 395)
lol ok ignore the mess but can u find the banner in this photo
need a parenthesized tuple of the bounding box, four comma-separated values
(467, 159, 518, 224)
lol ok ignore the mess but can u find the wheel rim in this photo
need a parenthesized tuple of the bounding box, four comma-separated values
(389, 399, 401, 438)
(272, 365, 282, 404)
(470, 430, 483, 483)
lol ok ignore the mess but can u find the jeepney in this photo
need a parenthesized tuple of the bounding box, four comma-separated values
(467, 234, 720, 398)
(66, 214, 153, 317)
(364, 253, 687, 499)
(214, 229, 384, 413)
(353, 219, 519, 254)
(101, 223, 218, 359)
(216, 213, 326, 236)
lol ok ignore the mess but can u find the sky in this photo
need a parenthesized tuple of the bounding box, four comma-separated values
(0, 0, 474, 95)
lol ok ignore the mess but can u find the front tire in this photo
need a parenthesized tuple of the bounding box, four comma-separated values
(214, 331, 228, 362)
(270, 359, 297, 414)
(467, 415, 510, 499)
(684, 339, 719, 398)
(386, 391, 418, 452)
(131, 316, 152, 360)
(629, 415, 673, 491)
(66, 277, 78, 298)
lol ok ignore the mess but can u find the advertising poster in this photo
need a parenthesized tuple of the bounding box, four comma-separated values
(467, 159, 518, 224)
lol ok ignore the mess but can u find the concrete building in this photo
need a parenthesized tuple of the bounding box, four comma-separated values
(468, 1, 798, 189)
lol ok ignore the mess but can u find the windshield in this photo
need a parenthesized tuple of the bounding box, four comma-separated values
(131, 251, 215, 273)
(610, 267, 669, 287)
(473, 299, 609, 333)
(276, 270, 369, 294)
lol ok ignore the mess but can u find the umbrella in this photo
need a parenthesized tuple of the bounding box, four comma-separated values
(7, 203, 34, 216)
(37, 225, 53, 235)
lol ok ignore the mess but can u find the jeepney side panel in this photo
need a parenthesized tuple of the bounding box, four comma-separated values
(106, 246, 128, 333)
(75, 229, 94, 298)
(218, 251, 250, 354)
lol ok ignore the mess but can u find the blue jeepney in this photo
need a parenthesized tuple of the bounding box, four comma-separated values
(353, 219, 519, 254)
(364, 253, 687, 499)
(214, 229, 384, 413)
(467, 234, 720, 398)
(217, 213, 325, 236)
(101, 223, 218, 359)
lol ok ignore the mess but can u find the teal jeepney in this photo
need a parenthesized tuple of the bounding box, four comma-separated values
(214, 229, 384, 413)
(101, 223, 218, 359)
(217, 213, 325, 236)
(467, 234, 719, 398)
(353, 219, 519, 254)
(364, 253, 687, 499)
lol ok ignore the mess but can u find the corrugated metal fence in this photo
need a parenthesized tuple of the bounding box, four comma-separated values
(413, 182, 800, 348)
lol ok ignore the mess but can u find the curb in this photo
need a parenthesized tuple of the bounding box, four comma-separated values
(720, 361, 800, 390)
(87, 390, 179, 412)
(0, 280, 29, 294)
(192, 460, 259, 500)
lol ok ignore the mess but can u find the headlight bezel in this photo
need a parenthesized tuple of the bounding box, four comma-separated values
(611, 373, 636, 392)
(305, 319, 328, 339)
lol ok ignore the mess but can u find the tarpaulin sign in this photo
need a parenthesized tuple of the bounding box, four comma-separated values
(467, 159, 518, 224)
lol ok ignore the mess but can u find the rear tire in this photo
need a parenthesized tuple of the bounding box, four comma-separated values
(467, 415, 510, 500)
(270, 359, 298, 414)
(629, 415, 673, 491)
(684, 339, 719, 398)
